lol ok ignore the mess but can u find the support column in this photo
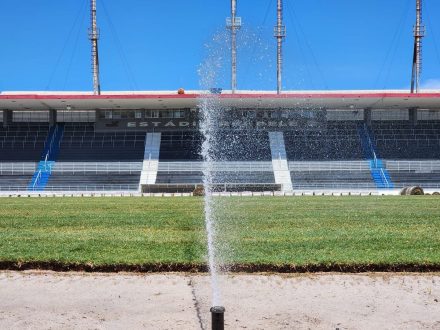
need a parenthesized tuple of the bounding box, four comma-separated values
(409, 108, 418, 126)
(3, 110, 12, 128)
(227, 0, 241, 93)
(49, 110, 57, 127)
(274, 0, 286, 94)
(410, 0, 425, 93)
(364, 108, 372, 127)
(89, 0, 101, 95)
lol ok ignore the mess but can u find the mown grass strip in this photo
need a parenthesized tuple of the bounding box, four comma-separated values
(0, 196, 439, 271)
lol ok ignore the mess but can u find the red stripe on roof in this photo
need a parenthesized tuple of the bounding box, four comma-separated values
(0, 92, 439, 100)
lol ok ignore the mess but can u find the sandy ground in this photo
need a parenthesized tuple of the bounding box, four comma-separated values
(0, 272, 439, 330)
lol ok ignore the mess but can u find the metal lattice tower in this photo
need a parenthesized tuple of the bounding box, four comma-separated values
(411, 0, 425, 94)
(227, 0, 242, 93)
(274, 0, 286, 94)
(89, 0, 101, 95)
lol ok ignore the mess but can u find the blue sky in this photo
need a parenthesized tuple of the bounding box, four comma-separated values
(0, 0, 439, 92)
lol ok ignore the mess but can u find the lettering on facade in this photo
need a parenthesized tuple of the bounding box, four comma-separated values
(124, 120, 315, 129)
(98, 118, 323, 131)
(126, 121, 197, 128)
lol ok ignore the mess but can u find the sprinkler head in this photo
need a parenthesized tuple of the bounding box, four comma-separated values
(210, 306, 225, 330)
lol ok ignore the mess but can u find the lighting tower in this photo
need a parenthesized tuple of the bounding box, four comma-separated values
(410, 0, 425, 93)
(89, 0, 101, 95)
(227, 0, 241, 93)
(274, 0, 286, 94)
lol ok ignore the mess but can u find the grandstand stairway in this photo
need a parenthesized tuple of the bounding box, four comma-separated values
(139, 133, 161, 189)
(28, 124, 64, 191)
(269, 132, 293, 191)
(358, 123, 393, 188)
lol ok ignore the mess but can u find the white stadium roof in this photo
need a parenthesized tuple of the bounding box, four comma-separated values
(0, 90, 439, 111)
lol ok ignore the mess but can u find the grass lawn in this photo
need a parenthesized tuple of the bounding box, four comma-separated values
(0, 196, 439, 270)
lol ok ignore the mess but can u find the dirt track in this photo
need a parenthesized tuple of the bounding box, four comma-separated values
(1, 271, 439, 329)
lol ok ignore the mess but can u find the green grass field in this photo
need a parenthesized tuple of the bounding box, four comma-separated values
(0, 196, 439, 270)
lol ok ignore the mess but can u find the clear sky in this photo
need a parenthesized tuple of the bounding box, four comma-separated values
(0, 0, 439, 92)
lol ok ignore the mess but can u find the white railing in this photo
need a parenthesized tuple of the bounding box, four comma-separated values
(364, 123, 378, 167)
(2, 160, 440, 176)
(292, 182, 379, 189)
(143, 182, 282, 191)
(44, 184, 139, 192)
(0, 185, 139, 192)
(0, 162, 38, 174)
(3, 181, 440, 192)
(288, 160, 371, 172)
(42, 154, 53, 173)
(379, 168, 390, 188)
(44, 124, 64, 170)
(384, 160, 440, 172)
(51, 162, 143, 174)
(157, 161, 274, 172)
(42, 125, 57, 161)
(32, 170, 42, 189)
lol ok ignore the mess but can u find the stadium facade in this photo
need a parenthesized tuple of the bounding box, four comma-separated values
(0, 90, 440, 193)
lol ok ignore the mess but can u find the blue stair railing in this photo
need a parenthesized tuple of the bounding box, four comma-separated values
(28, 123, 64, 191)
(357, 123, 394, 189)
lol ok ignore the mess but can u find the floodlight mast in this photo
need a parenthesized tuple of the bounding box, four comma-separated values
(274, 0, 286, 94)
(227, 0, 241, 94)
(89, 0, 101, 95)
(410, 0, 425, 94)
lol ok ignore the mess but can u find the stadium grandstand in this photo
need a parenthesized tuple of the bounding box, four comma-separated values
(1, 0, 438, 194)
(0, 90, 439, 193)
